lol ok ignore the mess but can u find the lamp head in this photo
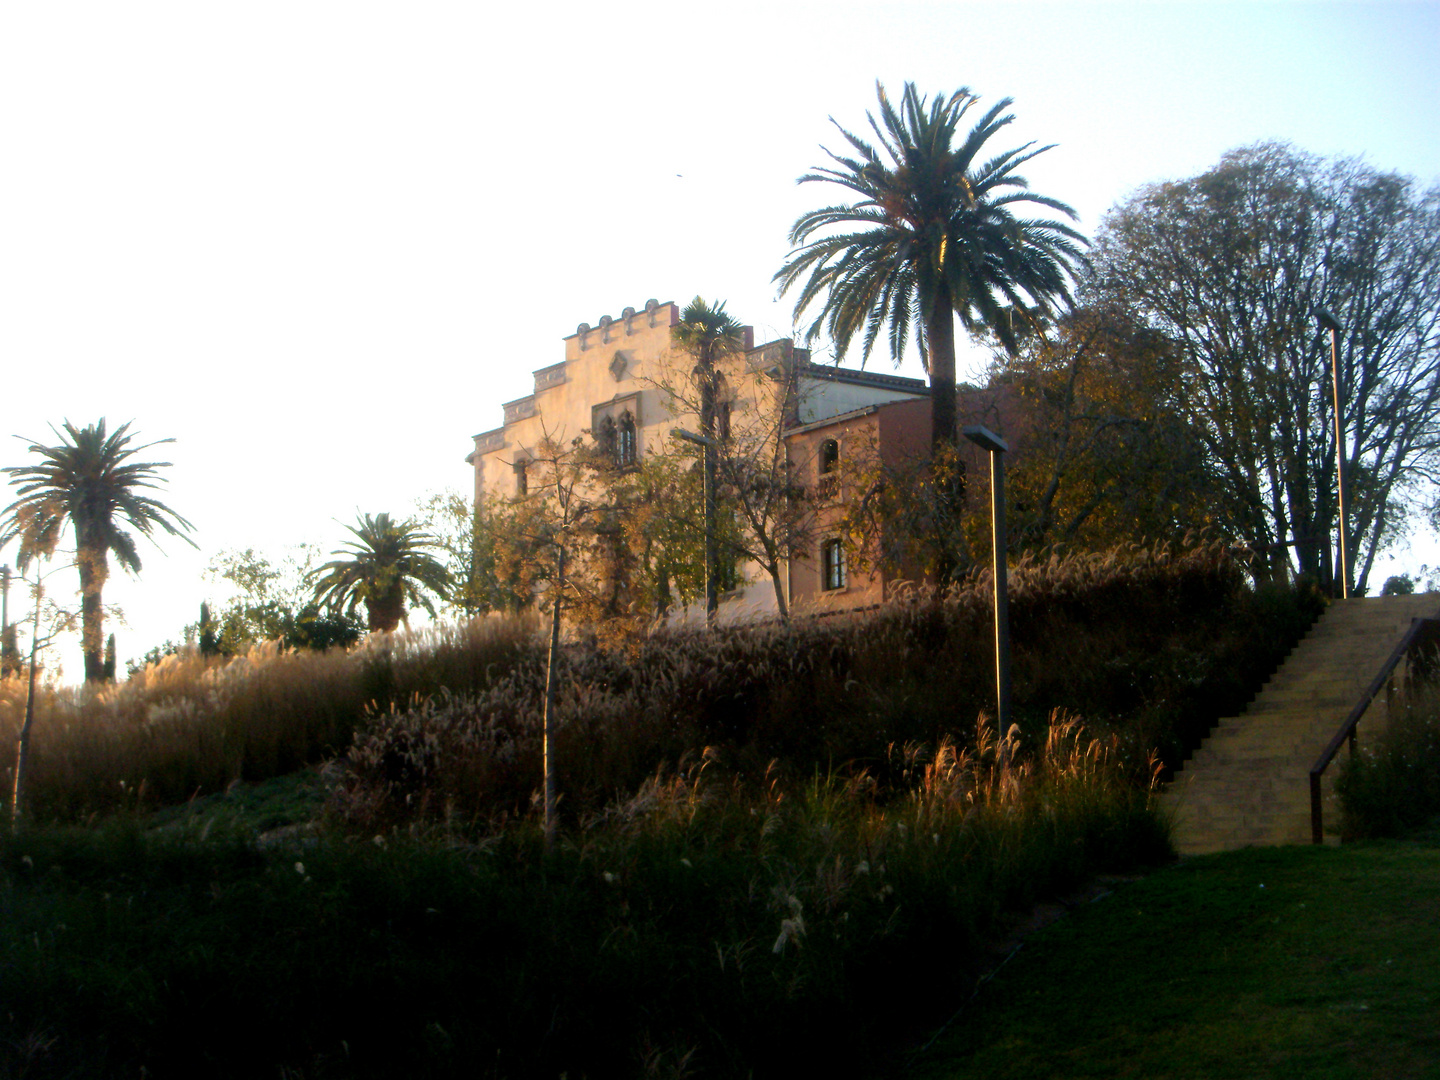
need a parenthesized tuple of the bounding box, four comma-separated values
(1314, 308, 1343, 335)
(963, 425, 1010, 454)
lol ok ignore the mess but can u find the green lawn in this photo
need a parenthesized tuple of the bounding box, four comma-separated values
(912, 836, 1440, 1080)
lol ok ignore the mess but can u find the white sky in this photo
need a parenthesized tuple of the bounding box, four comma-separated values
(2, 1, 1438, 675)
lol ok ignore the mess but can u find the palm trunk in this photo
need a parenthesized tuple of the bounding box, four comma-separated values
(927, 300, 958, 451)
(76, 540, 108, 682)
(698, 353, 720, 625)
(366, 589, 406, 634)
(926, 298, 963, 585)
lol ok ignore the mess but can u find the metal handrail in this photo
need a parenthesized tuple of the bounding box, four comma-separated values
(1309, 615, 1440, 843)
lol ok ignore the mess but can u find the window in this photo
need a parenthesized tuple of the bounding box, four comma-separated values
(617, 412, 637, 469)
(817, 438, 840, 500)
(597, 415, 617, 459)
(822, 538, 847, 591)
(513, 459, 528, 497)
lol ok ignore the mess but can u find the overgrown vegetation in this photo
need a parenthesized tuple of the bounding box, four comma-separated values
(1337, 683, 1440, 839)
(0, 542, 1320, 825)
(0, 718, 1166, 1079)
(0, 617, 536, 821)
(0, 540, 1336, 1076)
(339, 541, 1321, 831)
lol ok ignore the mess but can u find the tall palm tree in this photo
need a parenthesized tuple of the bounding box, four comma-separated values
(0, 419, 195, 682)
(673, 297, 747, 622)
(308, 513, 450, 633)
(775, 81, 1088, 450)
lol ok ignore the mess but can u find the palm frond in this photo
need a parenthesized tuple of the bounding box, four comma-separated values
(776, 79, 1091, 386)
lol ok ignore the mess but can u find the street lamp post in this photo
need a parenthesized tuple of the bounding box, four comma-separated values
(672, 427, 719, 627)
(963, 426, 1012, 755)
(1315, 308, 1350, 599)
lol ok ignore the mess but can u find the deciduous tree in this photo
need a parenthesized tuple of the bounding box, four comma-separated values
(1093, 144, 1440, 592)
(984, 307, 1222, 554)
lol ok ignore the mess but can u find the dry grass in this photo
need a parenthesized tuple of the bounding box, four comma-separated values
(0, 614, 539, 819)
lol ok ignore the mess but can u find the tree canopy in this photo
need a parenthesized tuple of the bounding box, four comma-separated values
(775, 81, 1087, 451)
(308, 513, 450, 633)
(1091, 143, 1440, 592)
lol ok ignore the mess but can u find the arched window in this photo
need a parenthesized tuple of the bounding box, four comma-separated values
(513, 459, 529, 498)
(617, 412, 637, 469)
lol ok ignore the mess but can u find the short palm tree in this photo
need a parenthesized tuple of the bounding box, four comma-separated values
(308, 513, 450, 633)
(672, 297, 747, 621)
(0, 419, 195, 682)
(775, 81, 1088, 450)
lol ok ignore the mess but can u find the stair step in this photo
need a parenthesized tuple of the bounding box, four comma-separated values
(1163, 596, 1434, 854)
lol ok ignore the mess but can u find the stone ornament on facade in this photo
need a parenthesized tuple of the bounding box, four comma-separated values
(609, 351, 629, 382)
(534, 363, 568, 392)
(599, 315, 613, 343)
(644, 298, 659, 327)
(474, 428, 505, 454)
(577, 323, 591, 350)
(503, 396, 538, 425)
(622, 306, 637, 335)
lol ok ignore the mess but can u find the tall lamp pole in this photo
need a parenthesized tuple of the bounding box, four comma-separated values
(1315, 308, 1350, 599)
(672, 427, 719, 627)
(963, 426, 1012, 754)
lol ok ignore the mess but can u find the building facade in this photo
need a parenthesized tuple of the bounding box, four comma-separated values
(782, 386, 1028, 612)
(466, 297, 930, 621)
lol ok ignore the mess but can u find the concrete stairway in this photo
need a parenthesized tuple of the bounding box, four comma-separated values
(1161, 595, 1440, 855)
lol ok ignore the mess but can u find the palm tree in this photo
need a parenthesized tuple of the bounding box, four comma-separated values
(308, 513, 450, 633)
(673, 297, 747, 623)
(774, 81, 1088, 451)
(0, 419, 195, 682)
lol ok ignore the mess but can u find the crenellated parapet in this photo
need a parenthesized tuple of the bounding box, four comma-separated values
(572, 299, 676, 352)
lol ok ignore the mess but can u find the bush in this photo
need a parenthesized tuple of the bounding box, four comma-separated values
(1336, 684, 1440, 838)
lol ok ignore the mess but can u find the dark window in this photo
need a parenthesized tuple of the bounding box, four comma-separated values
(717, 400, 732, 441)
(513, 460, 528, 497)
(617, 412, 637, 468)
(817, 438, 840, 499)
(822, 538, 846, 591)
(598, 415, 617, 459)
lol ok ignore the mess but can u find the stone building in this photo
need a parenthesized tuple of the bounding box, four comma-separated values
(466, 297, 930, 620)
